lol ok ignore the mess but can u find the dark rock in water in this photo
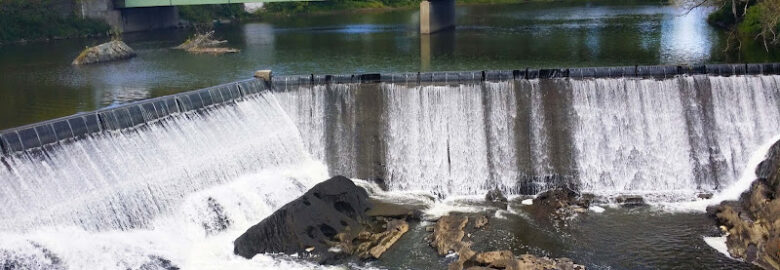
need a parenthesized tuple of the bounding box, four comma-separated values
(527, 187, 590, 224)
(615, 195, 645, 207)
(697, 193, 713, 200)
(202, 197, 231, 235)
(365, 197, 425, 220)
(485, 188, 508, 210)
(711, 140, 780, 270)
(233, 175, 371, 263)
(137, 256, 180, 270)
(1, 241, 65, 270)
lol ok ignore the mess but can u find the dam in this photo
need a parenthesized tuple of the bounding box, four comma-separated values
(0, 63, 779, 268)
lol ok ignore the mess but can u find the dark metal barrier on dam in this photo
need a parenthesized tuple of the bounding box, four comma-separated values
(2, 63, 780, 156)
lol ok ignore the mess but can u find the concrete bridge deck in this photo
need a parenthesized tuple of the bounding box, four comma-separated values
(116, 0, 314, 8)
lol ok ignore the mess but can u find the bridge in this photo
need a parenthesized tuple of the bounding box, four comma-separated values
(81, 0, 454, 33)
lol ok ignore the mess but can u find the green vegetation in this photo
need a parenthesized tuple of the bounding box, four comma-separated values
(0, 0, 109, 44)
(263, 0, 528, 13)
(702, 0, 780, 50)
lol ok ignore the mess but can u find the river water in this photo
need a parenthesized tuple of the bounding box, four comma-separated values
(1, 0, 779, 130)
(1, 1, 779, 269)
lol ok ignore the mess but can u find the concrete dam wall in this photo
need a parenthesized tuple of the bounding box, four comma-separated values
(1, 63, 778, 157)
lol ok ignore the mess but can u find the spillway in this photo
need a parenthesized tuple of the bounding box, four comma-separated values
(0, 64, 779, 268)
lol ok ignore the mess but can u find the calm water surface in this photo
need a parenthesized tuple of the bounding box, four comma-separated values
(0, 1, 779, 129)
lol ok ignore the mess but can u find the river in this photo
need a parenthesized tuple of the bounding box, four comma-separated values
(0, 0, 779, 130)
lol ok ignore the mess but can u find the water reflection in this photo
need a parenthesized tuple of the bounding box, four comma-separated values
(0, 1, 778, 129)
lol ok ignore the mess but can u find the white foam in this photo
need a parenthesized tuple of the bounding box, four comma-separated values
(588, 206, 606, 213)
(703, 236, 735, 260)
(521, 199, 534, 205)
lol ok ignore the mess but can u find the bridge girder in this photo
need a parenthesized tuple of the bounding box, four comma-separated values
(116, 0, 317, 8)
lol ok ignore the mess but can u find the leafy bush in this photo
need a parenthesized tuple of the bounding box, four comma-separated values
(178, 4, 246, 24)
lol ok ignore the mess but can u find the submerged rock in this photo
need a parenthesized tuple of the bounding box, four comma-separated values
(71, 40, 136, 65)
(486, 188, 508, 210)
(526, 187, 590, 223)
(711, 140, 780, 270)
(615, 195, 645, 207)
(428, 213, 585, 270)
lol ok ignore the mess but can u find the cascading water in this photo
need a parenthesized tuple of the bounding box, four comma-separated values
(0, 74, 778, 269)
(278, 75, 780, 199)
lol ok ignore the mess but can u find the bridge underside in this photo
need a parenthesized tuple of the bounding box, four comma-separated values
(116, 0, 313, 8)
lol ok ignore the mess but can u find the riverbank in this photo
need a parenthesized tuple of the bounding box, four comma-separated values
(0, 0, 110, 45)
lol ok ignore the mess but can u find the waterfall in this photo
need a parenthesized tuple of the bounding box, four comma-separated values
(276, 75, 780, 198)
(0, 90, 322, 232)
(0, 73, 778, 268)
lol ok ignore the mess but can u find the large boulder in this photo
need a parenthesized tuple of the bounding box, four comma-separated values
(233, 176, 371, 263)
(712, 140, 780, 270)
(526, 187, 590, 223)
(72, 40, 136, 65)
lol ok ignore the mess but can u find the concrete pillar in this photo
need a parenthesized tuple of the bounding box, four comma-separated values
(420, 0, 455, 34)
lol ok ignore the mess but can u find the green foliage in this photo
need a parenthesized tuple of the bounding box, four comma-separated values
(739, 4, 765, 36)
(178, 4, 246, 24)
(0, 0, 110, 43)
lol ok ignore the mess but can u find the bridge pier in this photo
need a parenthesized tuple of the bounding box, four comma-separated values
(78, 0, 179, 32)
(420, 0, 455, 34)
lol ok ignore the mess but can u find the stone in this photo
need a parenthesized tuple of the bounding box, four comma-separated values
(365, 197, 425, 220)
(485, 188, 508, 210)
(71, 40, 136, 65)
(254, 70, 272, 81)
(473, 215, 488, 229)
(431, 215, 469, 255)
(527, 187, 592, 223)
(473, 250, 514, 268)
(364, 219, 409, 259)
(233, 176, 371, 263)
(697, 193, 714, 200)
(516, 254, 586, 270)
(615, 195, 646, 207)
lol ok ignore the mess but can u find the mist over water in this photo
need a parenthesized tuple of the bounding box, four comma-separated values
(0, 75, 778, 268)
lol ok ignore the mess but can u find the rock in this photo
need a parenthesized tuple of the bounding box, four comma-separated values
(527, 187, 591, 223)
(615, 195, 645, 207)
(486, 188, 508, 210)
(473, 215, 488, 229)
(364, 219, 409, 259)
(71, 40, 136, 65)
(365, 197, 425, 220)
(711, 140, 780, 270)
(428, 214, 585, 270)
(516, 254, 586, 270)
(233, 176, 371, 263)
(473, 250, 514, 268)
(697, 193, 714, 200)
(431, 215, 469, 255)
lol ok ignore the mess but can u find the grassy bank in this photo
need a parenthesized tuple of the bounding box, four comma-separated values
(0, 0, 110, 44)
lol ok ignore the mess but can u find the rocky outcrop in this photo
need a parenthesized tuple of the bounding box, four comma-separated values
(428, 214, 585, 270)
(233, 176, 372, 263)
(71, 40, 136, 65)
(526, 187, 590, 223)
(711, 141, 780, 270)
(174, 31, 239, 55)
(233, 175, 410, 264)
